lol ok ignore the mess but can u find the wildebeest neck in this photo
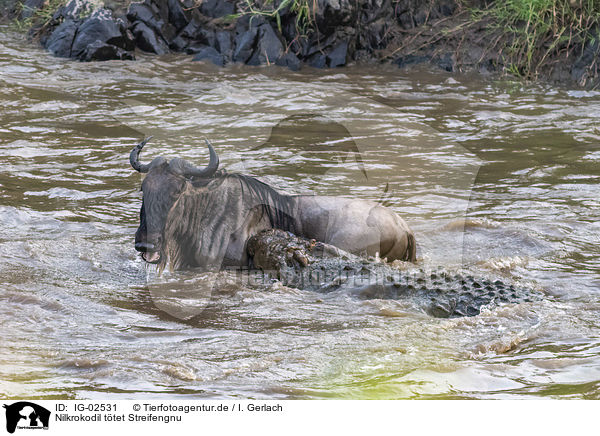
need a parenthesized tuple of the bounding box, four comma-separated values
(228, 173, 298, 233)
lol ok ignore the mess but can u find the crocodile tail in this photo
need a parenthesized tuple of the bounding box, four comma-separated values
(405, 231, 417, 262)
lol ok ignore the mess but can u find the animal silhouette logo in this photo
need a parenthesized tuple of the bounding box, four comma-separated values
(2, 402, 50, 433)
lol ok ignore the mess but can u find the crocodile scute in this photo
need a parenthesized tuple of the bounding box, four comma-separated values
(247, 229, 543, 318)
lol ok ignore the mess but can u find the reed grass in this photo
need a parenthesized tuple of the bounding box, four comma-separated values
(472, 0, 600, 78)
(236, 0, 316, 35)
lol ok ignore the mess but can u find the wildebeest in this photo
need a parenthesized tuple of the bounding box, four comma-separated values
(130, 137, 416, 271)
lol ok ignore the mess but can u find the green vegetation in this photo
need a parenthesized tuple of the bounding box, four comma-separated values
(236, 0, 315, 36)
(11, 0, 67, 33)
(472, 0, 600, 78)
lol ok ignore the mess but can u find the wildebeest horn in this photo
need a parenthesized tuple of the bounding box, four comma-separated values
(170, 139, 220, 178)
(130, 136, 153, 173)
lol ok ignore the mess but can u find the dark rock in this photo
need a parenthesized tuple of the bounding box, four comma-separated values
(281, 19, 298, 43)
(397, 12, 413, 29)
(127, 1, 157, 27)
(215, 30, 232, 57)
(185, 45, 202, 54)
(199, 0, 235, 18)
(174, 20, 216, 49)
(550, 66, 571, 84)
(167, 0, 190, 31)
(80, 40, 135, 61)
(19, 0, 44, 20)
(192, 46, 226, 66)
(393, 0, 457, 28)
(0, 0, 19, 20)
(246, 51, 260, 65)
(477, 59, 497, 76)
(42, 1, 135, 61)
(169, 35, 189, 51)
(71, 9, 134, 58)
(255, 24, 284, 65)
(352, 48, 372, 62)
(358, 0, 388, 22)
(235, 14, 267, 31)
(101, 0, 131, 17)
(435, 52, 454, 72)
(45, 19, 78, 58)
(571, 36, 600, 85)
(461, 44, 484, 66)
(315, 0, 356, 35)
(394, 54, 431, 68)
(438, 0, 457, 16)
(178, 20, 202, 39)
(327, 40, 348, 67)
(414, 9, 427, 26)
(275, 51, 301, 71)
(127, 0, 175, 42)
(363, 19, 390, 51)
(198, 28, 217, 47)
(132, 21, 170, 54)
(304, 38, 325, 58)
(232, 25, 259, 63)
(308, 53, 327, 68)
(161, 23, 178, 44)
(154, 0, 170, 24)
(53, 0, 95, 21)
(302, 30, 345, 59)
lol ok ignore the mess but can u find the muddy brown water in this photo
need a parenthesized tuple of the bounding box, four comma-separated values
(1, 28, 599, 399)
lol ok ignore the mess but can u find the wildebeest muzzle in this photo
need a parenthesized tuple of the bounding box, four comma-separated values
(135, 233, 162, 264)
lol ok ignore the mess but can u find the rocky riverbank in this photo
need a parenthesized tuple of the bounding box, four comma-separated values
(2, 0, 599, 86)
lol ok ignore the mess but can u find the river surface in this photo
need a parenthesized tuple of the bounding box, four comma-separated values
(1, 28, 599, 399)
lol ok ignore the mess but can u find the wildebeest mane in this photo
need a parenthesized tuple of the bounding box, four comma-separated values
(190, 169, 227, 187)
(218, 172, 298, 233)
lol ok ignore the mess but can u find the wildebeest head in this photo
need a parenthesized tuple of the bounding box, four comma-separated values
(130, 137, 219, 266)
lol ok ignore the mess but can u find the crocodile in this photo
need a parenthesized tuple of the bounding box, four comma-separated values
(247, 229, 544, 318)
